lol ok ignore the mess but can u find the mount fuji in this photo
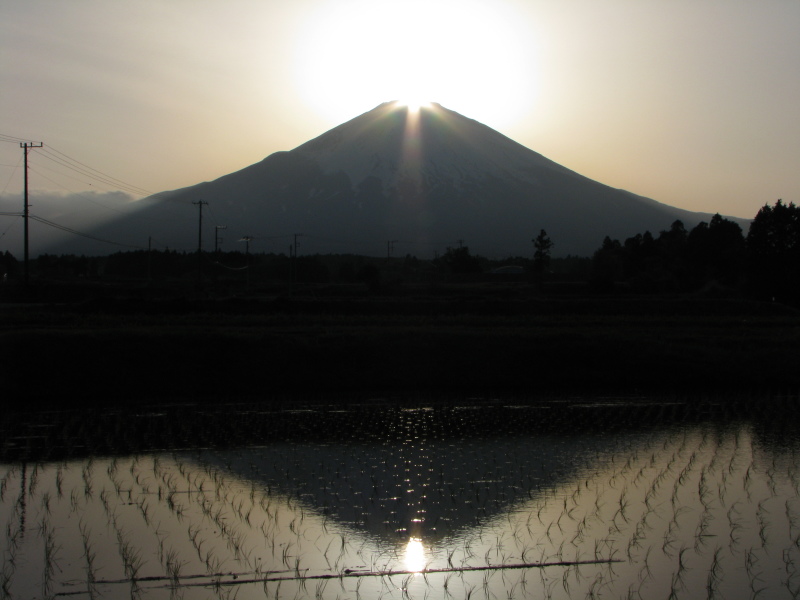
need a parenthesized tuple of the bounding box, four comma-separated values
(87, 102, 748, 257)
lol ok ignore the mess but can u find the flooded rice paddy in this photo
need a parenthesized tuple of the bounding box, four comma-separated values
(1, 398, 799, 599)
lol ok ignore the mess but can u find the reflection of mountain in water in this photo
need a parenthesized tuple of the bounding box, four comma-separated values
(196, 407, 640, 544)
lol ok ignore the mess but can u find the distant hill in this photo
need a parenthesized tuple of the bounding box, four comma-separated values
(58, 102, 751, 257)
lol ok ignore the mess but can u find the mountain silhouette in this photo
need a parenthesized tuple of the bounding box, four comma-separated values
(73, 102, 749, 257)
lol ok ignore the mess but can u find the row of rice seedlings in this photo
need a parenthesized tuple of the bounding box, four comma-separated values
(39, 511, 61, 598)
(78, 518, 99, 599)
(589, 426, 794, 598)
(1, 494, 24, 598)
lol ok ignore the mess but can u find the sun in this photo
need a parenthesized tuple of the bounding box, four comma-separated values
(294, 0, 538, 128)
(398, 98, 431, 113)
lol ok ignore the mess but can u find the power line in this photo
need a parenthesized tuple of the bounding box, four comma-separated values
(0, 153, 22, 196)
(1, 133, 154, 197)
(34, 146, 152, 197)
(29, 160, 133, 196)
(26, 166, 139, 217)
(0, 214, 20, 242)
(43, 144, 152, 194)
(204, 202, 223, 228)
(0, 133, 33, 144)
(29, 215, 144, 249)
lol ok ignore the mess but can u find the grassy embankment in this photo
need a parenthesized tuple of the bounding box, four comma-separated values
(2, 282, 798, 407)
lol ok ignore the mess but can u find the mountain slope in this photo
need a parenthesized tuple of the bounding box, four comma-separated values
(99, 102, 749, 257)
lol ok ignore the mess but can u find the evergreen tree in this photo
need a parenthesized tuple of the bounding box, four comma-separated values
(442, 246, 482, 274)
(746, 200, 800, 301)
(532, 229, 553, 273)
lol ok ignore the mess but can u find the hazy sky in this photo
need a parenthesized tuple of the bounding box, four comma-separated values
(2, 0, 799, 227)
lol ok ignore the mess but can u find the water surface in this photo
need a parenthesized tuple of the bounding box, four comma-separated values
(1, 398, 798, 599)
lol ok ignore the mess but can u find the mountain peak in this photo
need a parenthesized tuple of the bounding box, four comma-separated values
(293, 101, 575, 193)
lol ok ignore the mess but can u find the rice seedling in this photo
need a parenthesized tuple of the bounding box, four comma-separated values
(40, 514, 60, 598)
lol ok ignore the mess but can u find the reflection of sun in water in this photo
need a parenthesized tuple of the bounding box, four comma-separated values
(404, 537, 426, 572)
(295, 0, 538, 128)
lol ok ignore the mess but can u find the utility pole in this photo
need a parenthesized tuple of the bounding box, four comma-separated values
(292, 233, 303, 285)
(240, 235, 253, 288)
(20, 142, 42, 285)
(192, 200, 207, 284)
(387, 240, 398, 260)
(192, 200, 207, 252)
(215, 225, 227, 253)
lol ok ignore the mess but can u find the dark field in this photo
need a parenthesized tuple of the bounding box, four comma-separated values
(2, 282, 798, 406)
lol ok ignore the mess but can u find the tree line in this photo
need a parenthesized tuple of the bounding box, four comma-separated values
(589, 200, 799, 302)
(1, 200, 798, 303)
